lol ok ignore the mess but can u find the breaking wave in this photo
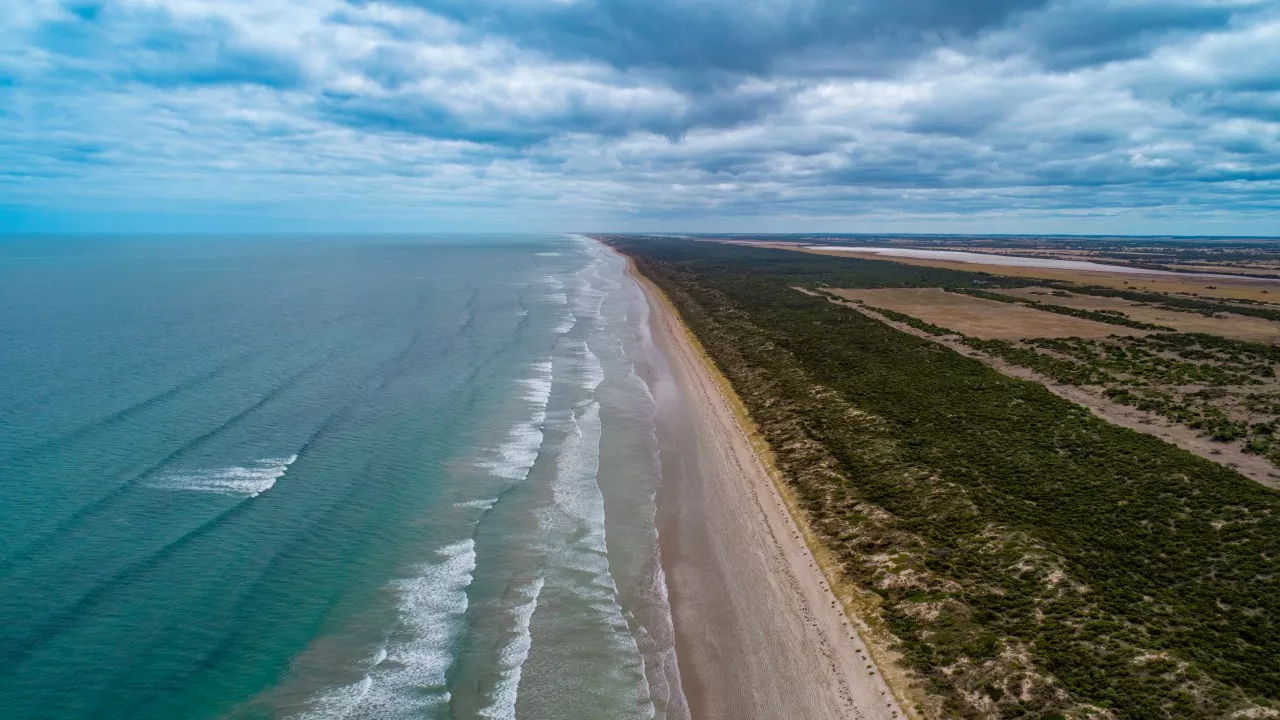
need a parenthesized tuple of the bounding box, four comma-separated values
(150, 455, 297, 497)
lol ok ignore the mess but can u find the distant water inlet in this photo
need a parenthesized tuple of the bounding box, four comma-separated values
(0, 234, 685, 720)
(807, 245, 1257, 278)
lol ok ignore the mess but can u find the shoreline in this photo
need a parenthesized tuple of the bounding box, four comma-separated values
(619, 251, 905, 720)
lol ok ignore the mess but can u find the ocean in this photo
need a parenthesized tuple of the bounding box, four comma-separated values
(0, 234, 686, 719)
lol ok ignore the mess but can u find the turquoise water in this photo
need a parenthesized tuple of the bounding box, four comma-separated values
(0, 235, 685, 719)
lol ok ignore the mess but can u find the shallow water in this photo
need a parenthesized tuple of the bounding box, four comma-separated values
(0, 234, 684, 719)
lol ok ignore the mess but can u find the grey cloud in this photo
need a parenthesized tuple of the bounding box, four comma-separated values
(2, 0, 1277, 231)
(1001, 0, 1245, 70)
(404, 0, 1052, 77)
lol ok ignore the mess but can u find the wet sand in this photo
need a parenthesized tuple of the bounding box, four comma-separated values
(622, 256, 903, 720)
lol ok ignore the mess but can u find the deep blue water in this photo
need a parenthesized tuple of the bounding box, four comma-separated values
(0, 235, 684, 719)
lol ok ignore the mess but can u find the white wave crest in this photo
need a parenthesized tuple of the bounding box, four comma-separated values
(381, 540, 476, 697)
(151, 455, 297, 497)
(295, 676, 373, 720)
(551, 316, 576, 334)
(294, 540, 476, 719)
(520, 360, 553, 405)
(477, 576, 545, 719)
(480, 359, 553, 482)
(453, 498, 497, 511)
(573, 340, 606, 393)
(544, 401, 657, 714)
(552, 402, 607, 549)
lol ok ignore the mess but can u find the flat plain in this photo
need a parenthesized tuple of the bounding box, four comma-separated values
(826, 287, 1133, 339)
(731, 241, 1280, 303)
(998, 286, 1280, 341)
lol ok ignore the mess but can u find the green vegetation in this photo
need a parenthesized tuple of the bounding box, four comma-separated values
(933, 329, 1280, 465)
(959, 336, 1117, 386)
(1025, 335, 1272, 387)
(995, 334, 1280, 462)
(1047, 284, 1280, 322)
(604, 236, 1280, 720)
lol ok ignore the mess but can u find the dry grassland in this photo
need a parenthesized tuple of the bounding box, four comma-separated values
(825, 287, 1132, 340)
(754, 244, 1280, 303)
(1001, 287, 1280, 342)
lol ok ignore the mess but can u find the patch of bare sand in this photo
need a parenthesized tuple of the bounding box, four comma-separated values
(1001, 287, 1280, 342)
(623, 257, 908, 720)
(826, 287, 1132, 340)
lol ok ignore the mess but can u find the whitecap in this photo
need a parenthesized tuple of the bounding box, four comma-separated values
(575, 340, 606, 393)
(150, 455, 297, 497)
(479, 358, 553, 482)
(381, 540, 476, 692)
(295, 676, 372, 720)
(363, 540, 477, 717)
(518, 360, 553, 405)
(541, 400, 657, 714)
(293, 541, 476, 719)
(453, 498, 497, 511)
(477, 576, 545, 720)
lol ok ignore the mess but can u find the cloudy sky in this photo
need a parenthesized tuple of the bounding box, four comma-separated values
(2, 0, 1278, 234)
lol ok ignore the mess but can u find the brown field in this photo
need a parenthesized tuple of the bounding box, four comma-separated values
(1162, 263, 1280, 277)
(1002, 287, 1280, 343)
(825, 287, 1134, 339)
(743, 243, 1280, 303)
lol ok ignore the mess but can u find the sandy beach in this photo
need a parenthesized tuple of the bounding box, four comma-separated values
(623, 257, 904, 720)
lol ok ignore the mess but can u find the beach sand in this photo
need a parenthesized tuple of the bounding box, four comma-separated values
(623, 257, 904, 720)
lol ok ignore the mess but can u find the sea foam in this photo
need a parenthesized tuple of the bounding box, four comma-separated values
(479, 359, 553, 482)
(477, 575, 545, 719)
(294, 540, 477, 719)
(151, 455, 297, 497)
(574, 340, 606, 392)
(379, 540, 476, 704)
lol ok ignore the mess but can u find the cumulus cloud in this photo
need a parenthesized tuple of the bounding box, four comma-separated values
(0, 0, 1277, 232)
